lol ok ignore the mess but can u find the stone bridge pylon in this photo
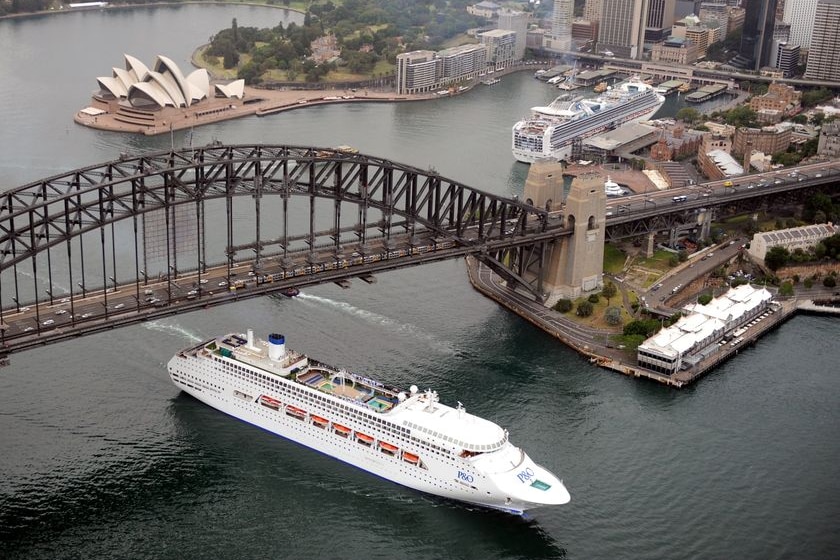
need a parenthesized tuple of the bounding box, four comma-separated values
(523, 160, 605, 301)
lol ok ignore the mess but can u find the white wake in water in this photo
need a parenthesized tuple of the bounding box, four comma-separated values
(295, 292, 456, 355)
(142, 320, 204, 343)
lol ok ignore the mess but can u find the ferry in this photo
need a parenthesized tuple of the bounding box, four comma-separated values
(511, 78, 665, 164)
(168, 330, 570, 514)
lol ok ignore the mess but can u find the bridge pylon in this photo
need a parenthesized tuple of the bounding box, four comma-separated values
(523, 162, 605, 301)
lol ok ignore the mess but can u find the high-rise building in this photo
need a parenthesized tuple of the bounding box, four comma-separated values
(646, 0, 676, 42)
(551, 0, 575, 51)
(584, 0, 603, 21)
(497, 9, 528, 61)
(804, 0, 840, 81)
(774, 42, 801, 77)
(783, 0, 819, 49)
(479, 29, 517, 68)
(674, 0, 702, 18)
(599, 0, 650, 58)
(731, 0, 778, 70)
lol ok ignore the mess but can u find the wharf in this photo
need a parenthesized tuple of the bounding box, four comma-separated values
(466, 256, 831, 389)
(685, 83, 728, 103)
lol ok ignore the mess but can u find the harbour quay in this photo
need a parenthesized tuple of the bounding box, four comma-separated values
(467, 256, 838, 388)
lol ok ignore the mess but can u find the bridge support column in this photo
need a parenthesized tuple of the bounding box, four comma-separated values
(698, 207, 713, 242)
(646, 231, 656, 258)
(525, 165, 605, 302)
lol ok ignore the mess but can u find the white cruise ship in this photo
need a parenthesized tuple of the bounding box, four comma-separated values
(168, 330, 570, 514)
(512, 79, 665, 164)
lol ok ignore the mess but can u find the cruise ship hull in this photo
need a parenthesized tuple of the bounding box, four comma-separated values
(512, 80, 665, 164)
(168, 335, 570, 514)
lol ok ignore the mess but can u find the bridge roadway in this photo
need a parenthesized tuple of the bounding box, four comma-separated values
(0, 144, 837, 358)
(0, 221, 567, 356)
(602, 160, 840, 239)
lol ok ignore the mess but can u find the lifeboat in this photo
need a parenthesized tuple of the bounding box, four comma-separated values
(333, 424, 351, 437)
(379, 441, 398, 455)
(402, 452, 420, 464)
(285, 405, 306, 419)
(356, 432, 374, 445)
(311, 415, 329, 427)
(259, 395, 281, 410)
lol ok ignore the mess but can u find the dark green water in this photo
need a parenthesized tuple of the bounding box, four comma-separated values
(1, 6, 839, 559)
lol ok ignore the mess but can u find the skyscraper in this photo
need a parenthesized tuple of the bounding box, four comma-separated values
(783, 0, 819, 49)
(646, 0, 677, 42)
(804, 0, 840, 81)
(497, 9, 528, 60)
(551, 0, 575, 51)
(599, 0, 650, 59)
(584, 0, 603, 21)
(731, 0, 778, 70)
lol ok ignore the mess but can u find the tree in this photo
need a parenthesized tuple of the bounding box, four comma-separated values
(764, 246, 790, 271)
(698, 293, 713, 305)
(553, 298, 573, 313)
(779, 281, 794, 296)
(576, 300, 594, 317)
(724, 106, 758, 128)
(588, 293, 600, 304)
(676, 107, 701, 124)
(601, 281, 617, 305)
(605, 306, 622, 326)
(824, 276, 837, 288)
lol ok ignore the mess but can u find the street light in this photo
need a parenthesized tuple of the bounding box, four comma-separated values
(77, 282, 86, 298)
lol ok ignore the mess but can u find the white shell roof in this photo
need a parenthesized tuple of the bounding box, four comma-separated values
(96, 54, 211, 109)
(215, 79, 245, 99)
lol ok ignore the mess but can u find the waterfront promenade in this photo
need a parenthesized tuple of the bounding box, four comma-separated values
(466, 255, 840, 388)
(74, 85, 432, 136)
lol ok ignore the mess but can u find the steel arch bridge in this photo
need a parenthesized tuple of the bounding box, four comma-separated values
(0, 144, 567, 355)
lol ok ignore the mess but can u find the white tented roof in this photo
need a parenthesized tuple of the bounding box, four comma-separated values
(96, 54, 211, 109)
(215, 79, 245, 99)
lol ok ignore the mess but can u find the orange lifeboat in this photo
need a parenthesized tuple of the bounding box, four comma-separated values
(356, 432, 374, 445)
(402, 452, 420, 464)
(259, 395, 281, 410)
(380, 442, 398, 454)
(311, 415, 329, 426)
(285, 405, 306, 419)
(333, 424, 351, 436)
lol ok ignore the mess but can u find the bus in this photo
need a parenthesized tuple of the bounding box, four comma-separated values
(672, 195, 687, 203)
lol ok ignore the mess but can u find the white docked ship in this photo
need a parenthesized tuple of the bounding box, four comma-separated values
(605, 176, 623, 197)
(168, 330, 570, 514)
(512, 78, 665, 164)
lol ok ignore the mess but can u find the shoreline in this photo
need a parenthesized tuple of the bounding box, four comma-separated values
(74, 86, 434, 135)
(0, 1, 304, 22)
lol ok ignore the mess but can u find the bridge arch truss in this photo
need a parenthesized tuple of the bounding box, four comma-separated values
(0, 144, 562, 347)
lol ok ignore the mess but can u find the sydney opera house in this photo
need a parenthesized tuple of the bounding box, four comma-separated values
(79, 54, 247, 133)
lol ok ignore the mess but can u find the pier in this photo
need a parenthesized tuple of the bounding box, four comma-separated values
(685, 83, 729, 103)
(467, 255, 836, 388)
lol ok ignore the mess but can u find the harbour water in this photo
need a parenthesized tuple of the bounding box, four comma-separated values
(1, 6, 839, 559)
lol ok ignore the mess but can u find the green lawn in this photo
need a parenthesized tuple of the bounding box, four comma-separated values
(635, 249, 676, 272)
(603, 243, 626, 274)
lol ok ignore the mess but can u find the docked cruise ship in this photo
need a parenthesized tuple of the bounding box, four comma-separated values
(168, 330, 570, 514)
(512, 79, 665, 164)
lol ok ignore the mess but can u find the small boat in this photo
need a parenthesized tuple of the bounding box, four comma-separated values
(259, 395, 281, 410)
(356, 432, 374, 445)
(380, 442, 398, 455)
(402, 452, 420, 464)
(311, 415, 329, 427)
(281, 287, 300, 297)
(285, 405, 306, 419)
(333, 423, 351, 437)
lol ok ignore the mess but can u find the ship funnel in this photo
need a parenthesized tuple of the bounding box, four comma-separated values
(268, 333, 286, 361)
(247, 329, 256, 349)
